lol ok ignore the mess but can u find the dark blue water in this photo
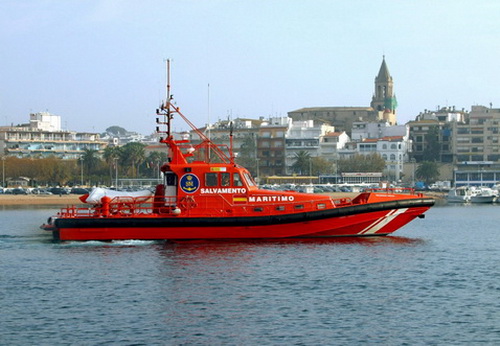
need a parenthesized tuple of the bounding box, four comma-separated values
(1, 204, 499, 345)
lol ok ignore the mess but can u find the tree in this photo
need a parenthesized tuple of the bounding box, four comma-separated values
(337, 153, 386, 173)
(79, 148, 103, 185)
(311, 157, 334, 175)
(120, 142, 146, 178)
(106, 126, 128, 136)
(291, 151, 312, 175)
(235, 135, 257, 176)
(144, 151, 168, 178)
(103, 146, 122, 185)
(422, 126, 441, 162)
(81, 148, 101, 174)
(415, 161, 440, 184)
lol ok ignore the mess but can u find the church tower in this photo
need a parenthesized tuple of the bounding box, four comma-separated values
(370, 56, 397, 124)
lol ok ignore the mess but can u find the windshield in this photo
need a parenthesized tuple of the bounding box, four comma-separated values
(243, 172, 257, 187)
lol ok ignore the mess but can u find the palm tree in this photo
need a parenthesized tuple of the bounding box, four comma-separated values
(146, 151, 168, 178)
(416, 161, 439, 185)
(103, 146, 122, 185)
(81, 148, 101, 178)
(120, 142, 146, 178)
(291, 151, 312, 175)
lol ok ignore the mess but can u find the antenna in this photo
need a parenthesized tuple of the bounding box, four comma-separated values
(163, 58, 171, 101)
(207, 83, 211, 162)
(207, 83, 211, 141)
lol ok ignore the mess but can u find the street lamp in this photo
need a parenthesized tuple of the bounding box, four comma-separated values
(114, 157, 119, 188)
(411, 158, 416, 187)
(309, 157, 313, 185)
(80, 156, 84, 186)
(2, 156, 5, 188)
(255, 158, 260, 185)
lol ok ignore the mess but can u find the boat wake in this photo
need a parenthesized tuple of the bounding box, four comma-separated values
(60, 239, 160, 247)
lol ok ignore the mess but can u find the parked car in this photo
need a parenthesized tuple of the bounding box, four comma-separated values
(70, 187, 90, 194)
(49, 187, 70, 195)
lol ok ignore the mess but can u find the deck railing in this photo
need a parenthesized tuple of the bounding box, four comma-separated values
(56, 193, 357, 219)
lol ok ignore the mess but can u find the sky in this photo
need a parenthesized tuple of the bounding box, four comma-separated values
(1, 0, 500, 135)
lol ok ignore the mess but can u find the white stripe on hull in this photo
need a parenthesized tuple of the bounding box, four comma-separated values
(358, 208, 409, 235)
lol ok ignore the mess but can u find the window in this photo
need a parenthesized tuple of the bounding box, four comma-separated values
(205, 173, 218, 186)
(243, 172, 257, 187)
(233, 173, 243, 186)
(221, 173, 230, 186)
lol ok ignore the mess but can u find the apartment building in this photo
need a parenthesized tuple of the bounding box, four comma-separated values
(452, 105, 500, 163)
(357, 136, 408, 181)
(284, 120, 336, 174)
(0, 112, 107, 159)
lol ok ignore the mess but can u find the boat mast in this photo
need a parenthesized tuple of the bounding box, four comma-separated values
(165, 58, 172, 139)
(155, 60, 232, 164)
(156, 59, 173, 141)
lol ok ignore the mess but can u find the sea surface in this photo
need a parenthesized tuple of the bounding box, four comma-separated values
(1, 203, 499, 345)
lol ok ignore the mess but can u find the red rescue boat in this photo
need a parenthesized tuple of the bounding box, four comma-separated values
(41, 62, 434, 241)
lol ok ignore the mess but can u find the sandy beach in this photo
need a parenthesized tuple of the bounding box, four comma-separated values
(0, 194, 83, 205)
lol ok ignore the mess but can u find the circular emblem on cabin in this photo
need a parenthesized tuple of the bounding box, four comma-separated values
(180, 173, 200, 194)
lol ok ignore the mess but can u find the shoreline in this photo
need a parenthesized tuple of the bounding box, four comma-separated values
(0, 194, 83, 205)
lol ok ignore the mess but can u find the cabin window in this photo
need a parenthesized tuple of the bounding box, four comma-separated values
(294, 205, 304, 210)
(254, 207, 264, 212)
(243, 172, 257, 187)
(234, 173, 243, 186)
(276, 206, 285, 211)
(317, 203, 326, 209)
(221, 173, 230, 186)
(165, 172, 177, 186)
(205, 173, 218, 187)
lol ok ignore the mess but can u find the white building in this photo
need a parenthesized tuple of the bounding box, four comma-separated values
(351, 121, 408, 141)
(0, 112, 107, 159)
(29, 111, 62, 132)
(320, 131, 350, 161)
(284, 120, 335, 174)
(357, 136, 409, 181)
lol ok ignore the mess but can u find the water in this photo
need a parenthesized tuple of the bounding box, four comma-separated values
(1, 204, 499, 345)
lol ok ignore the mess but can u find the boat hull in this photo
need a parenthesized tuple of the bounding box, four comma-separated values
(470, 196, 496, 203)
(52, 198, 433, 241)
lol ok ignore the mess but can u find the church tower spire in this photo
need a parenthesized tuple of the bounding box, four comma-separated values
(371, 56, 397, 124)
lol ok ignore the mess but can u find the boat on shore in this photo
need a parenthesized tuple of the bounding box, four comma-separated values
(41, 62, 434, 241)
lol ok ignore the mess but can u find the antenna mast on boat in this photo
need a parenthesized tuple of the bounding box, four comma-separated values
(166, 58, 172, 138)
(156, 60, 233, 164)
(207, 82, 211, 162)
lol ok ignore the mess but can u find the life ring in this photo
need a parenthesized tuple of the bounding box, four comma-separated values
(179, 196, 197, 210)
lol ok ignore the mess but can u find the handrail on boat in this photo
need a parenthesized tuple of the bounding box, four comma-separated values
(364, 187, 418, 195)
(56, 193, 357, 219)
